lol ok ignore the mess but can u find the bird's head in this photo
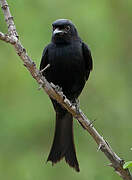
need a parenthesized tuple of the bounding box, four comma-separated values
(51, 19, 79, 44)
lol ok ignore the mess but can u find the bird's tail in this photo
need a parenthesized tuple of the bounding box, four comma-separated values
(47, 100, 80, 172)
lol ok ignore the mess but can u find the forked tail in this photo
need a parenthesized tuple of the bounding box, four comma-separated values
(47, 101, 80, 172)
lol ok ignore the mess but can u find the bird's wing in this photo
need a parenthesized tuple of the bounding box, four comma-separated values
(40, 45, 49, 71)
(82, 42, 93, 80)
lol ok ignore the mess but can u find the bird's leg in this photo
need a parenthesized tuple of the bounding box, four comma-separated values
(71, 99, 80, 114)
(75, 99, 80, 114)
(71, 99, 86, 129)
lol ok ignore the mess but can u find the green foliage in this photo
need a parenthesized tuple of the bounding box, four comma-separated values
(123, 161, 132, 169)
(0, 0, 132, 180)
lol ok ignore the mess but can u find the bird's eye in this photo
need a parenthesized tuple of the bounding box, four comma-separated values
(52, 26, 56, 31)
(65, 25, 70, 31)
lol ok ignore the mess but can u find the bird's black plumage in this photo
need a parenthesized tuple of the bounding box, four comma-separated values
(40, 19, 93, 172)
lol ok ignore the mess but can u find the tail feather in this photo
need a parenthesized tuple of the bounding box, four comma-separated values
(65, 141, 80, 172)
(47, 100, 80, 172)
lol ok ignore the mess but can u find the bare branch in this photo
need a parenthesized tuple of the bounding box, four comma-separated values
(0, 0, 132, 179)
(0, 32, 16, 44)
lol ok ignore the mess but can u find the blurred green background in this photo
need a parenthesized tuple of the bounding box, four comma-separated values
(0, 0, 132, 179)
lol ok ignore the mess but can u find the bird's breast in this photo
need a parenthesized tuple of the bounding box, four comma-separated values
(45, 43, 86, 99)
(49, 44, 84, 70)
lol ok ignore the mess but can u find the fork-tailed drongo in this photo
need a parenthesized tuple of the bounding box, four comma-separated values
(40, 19, 93, 172)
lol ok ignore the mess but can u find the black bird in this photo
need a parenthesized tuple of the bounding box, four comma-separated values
(40, 19, 93, 172)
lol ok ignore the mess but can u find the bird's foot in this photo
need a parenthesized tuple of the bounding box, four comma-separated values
(50, 83, 62, 92)
(71, 99, 80, 114)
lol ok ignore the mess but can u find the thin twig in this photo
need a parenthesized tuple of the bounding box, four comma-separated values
(0, 0, 132, 179)
(40, 64, 50, 73)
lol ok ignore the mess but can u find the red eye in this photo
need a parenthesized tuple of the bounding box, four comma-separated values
(65, 25, 70, 31)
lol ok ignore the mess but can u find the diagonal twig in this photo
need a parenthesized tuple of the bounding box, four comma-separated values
(0, 0, 132, 179)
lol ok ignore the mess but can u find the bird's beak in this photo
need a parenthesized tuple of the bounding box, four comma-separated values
(53, 28, 65, 35)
